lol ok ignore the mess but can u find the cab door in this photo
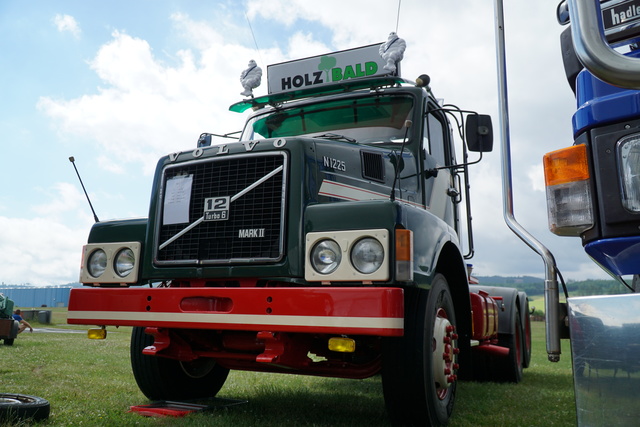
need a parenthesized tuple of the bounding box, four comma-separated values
(422, 105, 458, 230)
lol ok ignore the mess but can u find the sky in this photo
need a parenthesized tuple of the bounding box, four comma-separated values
(0, 0, 612, 286)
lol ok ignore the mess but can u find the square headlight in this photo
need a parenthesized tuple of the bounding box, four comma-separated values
(618, 133, 640, 213)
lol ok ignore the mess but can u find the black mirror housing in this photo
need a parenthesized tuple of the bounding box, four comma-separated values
(466, 114, 493, 152)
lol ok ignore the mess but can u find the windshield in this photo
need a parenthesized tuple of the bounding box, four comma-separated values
(240, 95, 414, 145)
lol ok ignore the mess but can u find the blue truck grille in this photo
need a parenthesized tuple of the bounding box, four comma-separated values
(156, 152, 287, 264)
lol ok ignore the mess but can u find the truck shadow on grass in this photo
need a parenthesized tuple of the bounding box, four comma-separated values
(202, 375, 390, 427)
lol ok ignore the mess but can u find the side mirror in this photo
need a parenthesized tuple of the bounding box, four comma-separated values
(197, 133, 212, 147)
(466, 114, 493, 153)
(557, 1, 570, 26)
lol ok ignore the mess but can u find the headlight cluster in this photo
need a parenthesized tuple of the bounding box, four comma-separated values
(618, 134, 640, 213)
(81, 242, 141, 284)
(306, 229, 389, 282)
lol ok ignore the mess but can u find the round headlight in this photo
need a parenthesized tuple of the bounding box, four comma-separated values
(310, 239, 342, 274)
(87, 249, 107, 278)
(114, 248, 135, 277)
(351, 237, 384, 274)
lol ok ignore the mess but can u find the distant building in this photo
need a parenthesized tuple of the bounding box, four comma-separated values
(0, 286, 75, 308)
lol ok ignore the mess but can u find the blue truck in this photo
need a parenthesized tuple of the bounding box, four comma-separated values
(497, 0, 640, 425)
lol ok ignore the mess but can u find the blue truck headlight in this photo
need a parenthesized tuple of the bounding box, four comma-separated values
(618, 134, 640, 213)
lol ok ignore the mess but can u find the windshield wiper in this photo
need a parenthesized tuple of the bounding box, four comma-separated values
(312, 133, 356, 143)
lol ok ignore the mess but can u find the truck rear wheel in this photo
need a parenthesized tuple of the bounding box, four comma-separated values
(496, 306, 524, 383)
(521, 296, 532, 368)
(382, 274, 457, 426)
(130, 327, 230, 400)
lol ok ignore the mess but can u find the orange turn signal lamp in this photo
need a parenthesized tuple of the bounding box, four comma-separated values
(543, 144, 589, 186)
(395, 229, 413, 281)
(543, 144, 594, 236)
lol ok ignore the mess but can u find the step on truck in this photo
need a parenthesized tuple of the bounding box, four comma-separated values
(67, 41, 530, 426)
(495, 0, 640, 425)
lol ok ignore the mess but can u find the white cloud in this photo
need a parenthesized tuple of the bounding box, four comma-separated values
(37, 23, 258, 175)
(528, 164, 546, 192)
(0, 216, 86, 285)
(0, 181, 94, 286)
(286, 32, 330, 60)
(53, 14, 81, 38)
(32, 182, 85, 220)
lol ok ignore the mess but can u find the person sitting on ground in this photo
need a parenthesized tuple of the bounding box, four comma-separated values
(12, 309, 33, 334)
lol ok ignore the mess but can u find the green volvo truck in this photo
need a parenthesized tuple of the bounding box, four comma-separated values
(68, 43, 530, 425)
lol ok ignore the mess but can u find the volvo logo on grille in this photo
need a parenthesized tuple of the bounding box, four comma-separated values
(238, 228, 265, 238)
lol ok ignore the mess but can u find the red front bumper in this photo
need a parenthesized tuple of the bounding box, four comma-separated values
(68, 287, 404, 336)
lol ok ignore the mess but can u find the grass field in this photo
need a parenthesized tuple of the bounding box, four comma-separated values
(1, 310, 576, 426)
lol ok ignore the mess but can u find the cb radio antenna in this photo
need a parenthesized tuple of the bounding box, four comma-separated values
(69, 156, 100, 223)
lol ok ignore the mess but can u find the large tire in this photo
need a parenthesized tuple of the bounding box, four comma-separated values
(521, 296, 532, 369)
(3, 338, 14, 346)
(0, 393, 50, 422)
(495, 306, 524, 383)
(130, 327, 230, 400)
(382, 274, 458, 426)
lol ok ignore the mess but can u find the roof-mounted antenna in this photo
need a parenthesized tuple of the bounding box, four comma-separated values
(244, 11, 264, 69)
(395, 0, 402, 33)
(69, 156, 100, 223)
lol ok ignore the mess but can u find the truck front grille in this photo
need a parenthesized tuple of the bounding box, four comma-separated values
(156, 152, 287, 264)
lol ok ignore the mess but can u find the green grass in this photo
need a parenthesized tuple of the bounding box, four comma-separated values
(1, 315, 576, 426)
(451, 322, 576, 426)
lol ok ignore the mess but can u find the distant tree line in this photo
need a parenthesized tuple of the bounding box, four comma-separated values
(475, 276, 630, 297)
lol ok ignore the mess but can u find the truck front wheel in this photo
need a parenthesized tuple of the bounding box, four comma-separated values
(130, 327, 230, 400)
(382, 274, 457, 426)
